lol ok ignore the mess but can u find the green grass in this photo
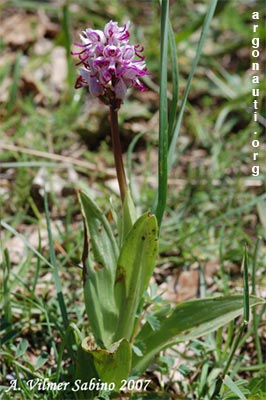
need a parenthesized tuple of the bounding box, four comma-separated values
(0, 0, 265, 399)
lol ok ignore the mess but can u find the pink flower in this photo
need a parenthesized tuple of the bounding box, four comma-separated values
(71, 20, 150, 104)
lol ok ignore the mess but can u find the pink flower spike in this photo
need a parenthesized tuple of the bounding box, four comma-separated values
(71, 20, 150, 104)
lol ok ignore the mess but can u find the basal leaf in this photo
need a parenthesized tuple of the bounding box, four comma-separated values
(79, 191, 119, 348)
(114, 212, 158, 341)
(132, 295, 265, 375)
(75, 344, 99, 399)
(81, 337, 131, 390)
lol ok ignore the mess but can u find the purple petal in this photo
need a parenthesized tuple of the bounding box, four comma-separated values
(86, 29, 105, 44)
(79, 68, 103, 97)
(114, 79, 127, 100)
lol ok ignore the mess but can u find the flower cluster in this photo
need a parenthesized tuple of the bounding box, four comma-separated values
(71, 20, 150, 105)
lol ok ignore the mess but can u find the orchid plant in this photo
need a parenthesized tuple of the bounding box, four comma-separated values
(69, 4, 264, 399)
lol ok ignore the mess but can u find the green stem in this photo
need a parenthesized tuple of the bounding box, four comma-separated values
(109, 105, 127, 202)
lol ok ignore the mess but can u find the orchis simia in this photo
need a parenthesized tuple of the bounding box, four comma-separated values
(71, 21, 158, 393)
(72, 20, 150, 202)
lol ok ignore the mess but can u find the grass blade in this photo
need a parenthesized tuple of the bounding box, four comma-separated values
(166, 192, 266, 243)
(243, 245, 249, 324)
(1, 221, 54, 269)
(168, 0, 218, 170)
(154, 0, 169, 227)
(252, 237, 263, 364)
(31, 230, 42, 296)
(44, 188, 69, 329)
(168, 21, 179, 143)
(219, 225, 229, 294)
(3, 249, 12, 323)
(223, 375, 247, 400)
(126, 131, 145, 187)
(7, 52, 22, 116)
(251, 237, 261, 295)
(222, 322, 246, 378)
(0, 161, 72, 168)
(62, 3, 75, 99)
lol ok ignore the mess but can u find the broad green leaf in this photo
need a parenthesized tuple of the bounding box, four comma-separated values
(75, 344, 99, 399)
(79, 191, 119, 348)
(34, 352, 49, 370)
(15, 339, 29, 358)
(132, 295, 265, 375)
(114, 213, 158, 341)
(81, 337, 131, 390)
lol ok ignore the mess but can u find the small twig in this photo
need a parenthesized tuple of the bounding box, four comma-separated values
(0, 142, 115, 177)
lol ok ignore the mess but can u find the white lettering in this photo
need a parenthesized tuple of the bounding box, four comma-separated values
(252, 166, 260, 176)
(252, 76, 259, 84)
(253, 100, 259, 109)
(80, 382, 89, 391)
(27, 379, 39, 390)
(5, 380, 18, 393)
(88, 378, 97, 391)
(72, 380, 81, 392)
(57, 382, 70, 390)
(252, 62, 259, 71)
(252, 37, 259, 48)
(251, 12, 260, 178)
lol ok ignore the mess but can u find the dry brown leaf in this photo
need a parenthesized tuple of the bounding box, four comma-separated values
(0, 13, 45, 47)
(161, 269, 199, 303)
(50, 47, 67, 90)
(205, 259, 219, 285)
